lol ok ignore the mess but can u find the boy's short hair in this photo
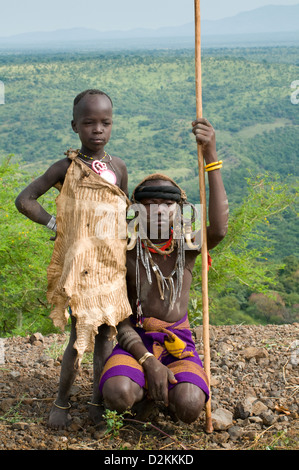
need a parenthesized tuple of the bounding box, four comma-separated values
(73, 89, 113, 118)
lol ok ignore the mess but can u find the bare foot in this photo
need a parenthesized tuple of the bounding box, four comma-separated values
(132, 398, 157, 421)
(48, 404, 71, 429)
(88, 402, 105, 427)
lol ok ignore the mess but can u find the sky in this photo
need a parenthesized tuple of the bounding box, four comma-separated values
(0, 0, 298, 37)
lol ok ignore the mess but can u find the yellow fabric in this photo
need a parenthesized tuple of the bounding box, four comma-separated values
(47, 149, 132, 363)
(142, 317, 194, 360)
(164, 330, 194, 359)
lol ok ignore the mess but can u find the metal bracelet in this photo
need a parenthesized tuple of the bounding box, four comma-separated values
(46, 215, 57, 232)
(138, 352, 154, 366)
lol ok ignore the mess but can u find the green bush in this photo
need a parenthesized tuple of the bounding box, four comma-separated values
(0, 156, 60, 336)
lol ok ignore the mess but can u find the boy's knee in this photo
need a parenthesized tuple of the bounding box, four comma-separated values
(102, 377, 136, 413)
(176, 398, 204, 423)
(170, 384, 206, 424)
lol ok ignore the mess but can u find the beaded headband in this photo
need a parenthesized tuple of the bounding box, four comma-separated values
(134, 185, 182, 202)
(131, 173, 187, 204)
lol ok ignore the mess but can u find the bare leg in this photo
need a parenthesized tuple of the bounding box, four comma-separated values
(48, 316, 79, 429)
(103, 378, 205, 424)
(168, 383, 206, 424)
(88, 325, 114, 425)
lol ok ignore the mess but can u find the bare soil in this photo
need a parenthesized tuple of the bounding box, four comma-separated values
(0, 323, 298, 451)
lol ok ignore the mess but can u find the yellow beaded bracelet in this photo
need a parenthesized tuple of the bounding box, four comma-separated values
(205, 160, 223, 172)
(205, 160, 222, 169)
(206, 164, 222, 172)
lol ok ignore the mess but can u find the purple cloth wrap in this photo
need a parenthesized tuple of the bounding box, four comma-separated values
(99, 313, 210, 401)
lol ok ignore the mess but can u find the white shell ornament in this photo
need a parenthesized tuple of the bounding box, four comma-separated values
(92, 160, 117, 185)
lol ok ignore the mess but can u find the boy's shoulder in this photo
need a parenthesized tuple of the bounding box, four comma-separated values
(110, 155, 127, 168)
(42, 157, 72, 188)
(46, 157, 71, 175)
(53, 156, 72, 168)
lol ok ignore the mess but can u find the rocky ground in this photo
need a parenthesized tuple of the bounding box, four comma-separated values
(0, 323, 298, 451)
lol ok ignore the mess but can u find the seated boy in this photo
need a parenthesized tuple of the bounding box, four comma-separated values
(99, 118, 229, 423)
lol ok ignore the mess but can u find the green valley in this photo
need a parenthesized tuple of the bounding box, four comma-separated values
(0, 45, 298, 333)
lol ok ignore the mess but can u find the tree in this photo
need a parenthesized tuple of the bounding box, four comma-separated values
(190, 172, 298, 325)
(246, 292, 287, 324)
(0, 156, 58, 336)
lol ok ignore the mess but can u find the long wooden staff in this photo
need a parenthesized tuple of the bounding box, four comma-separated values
(194, 0, 213, 434)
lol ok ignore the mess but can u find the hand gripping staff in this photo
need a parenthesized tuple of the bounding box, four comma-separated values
(194, 0, 213, 434)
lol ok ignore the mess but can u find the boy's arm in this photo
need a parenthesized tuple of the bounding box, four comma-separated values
(15, 158, 71, 226)
(117, 318, 148, 360)
(192, 118, 229, 250)
(117, 318, 177, 405)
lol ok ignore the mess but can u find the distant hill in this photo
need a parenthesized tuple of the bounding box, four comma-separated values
(0, 4, 298, 49)
(202, 4, 299, 35)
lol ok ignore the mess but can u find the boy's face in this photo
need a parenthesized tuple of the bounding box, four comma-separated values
(142, 198, 177, 240)
(72, 94, 113, 154)
(138, 181, 178, 240)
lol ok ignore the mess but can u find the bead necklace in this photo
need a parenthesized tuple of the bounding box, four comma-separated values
(135, 234, 185, 327)
(78, 151, 117, 172)
(142, 230, 175, 255)
(77, 151, 117, 185)
(145, 237, 174, 255)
